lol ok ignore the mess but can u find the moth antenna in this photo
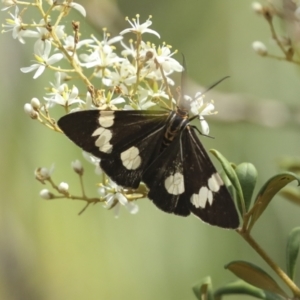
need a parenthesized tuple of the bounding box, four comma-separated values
(202, 76, 230, 95)
(180, 54, 187, 100)
(177, 54, 189, 111)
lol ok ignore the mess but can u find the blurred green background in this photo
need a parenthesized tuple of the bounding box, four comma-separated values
(1, 0, 300, 299)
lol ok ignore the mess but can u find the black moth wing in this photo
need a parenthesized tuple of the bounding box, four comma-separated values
(58, 110, 170, 188)
(183, 127, 239, 228)
(99, 124, 168, 188)
(142, 125, 239, 228)
(142, 132, 191, 217)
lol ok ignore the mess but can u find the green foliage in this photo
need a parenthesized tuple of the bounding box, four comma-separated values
(193, 154, 300, 299)
(286, 227, 300, 281)
(214, 280, 286, 300)
(235, 163, 257, 212)
(192, 276, 213, 300)
(247, 173, 300, 232)
(225, 261, 288, 297)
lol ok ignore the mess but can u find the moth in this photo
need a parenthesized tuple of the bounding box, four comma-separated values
(58, 101, 239, 229)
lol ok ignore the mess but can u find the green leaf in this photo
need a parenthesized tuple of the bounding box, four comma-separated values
(286, 227, 300, 280)
(214, 280, 286, 300)
(235, 163, 257, 211)
(210, 149, 244, 215)
(248, 172, 300, 231)
(192, 276, 213, 300)
(220, 169, 235, 198)
(225, 261, 288, 298)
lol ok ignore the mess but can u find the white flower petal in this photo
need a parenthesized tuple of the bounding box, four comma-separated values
(110, 97, 125, 105)
(43, 40, 51, 57)
(70, 3, 86, 17)
(33, 65, 46, 79)
(113, 203, 121, 218)
(199, 117, 209, 135)
(20, 64, 39, 73)
(116, 193, 128, 206)
(47, 53, 64, 65)
(126, 202, 139, 214)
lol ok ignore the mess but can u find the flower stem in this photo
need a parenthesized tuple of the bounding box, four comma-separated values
(237, 229, 300, 297)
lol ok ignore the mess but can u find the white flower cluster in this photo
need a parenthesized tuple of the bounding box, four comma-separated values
(1, 1, 217, 217)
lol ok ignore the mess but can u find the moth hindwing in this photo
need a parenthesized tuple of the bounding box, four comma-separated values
(58, 109, 239, 229)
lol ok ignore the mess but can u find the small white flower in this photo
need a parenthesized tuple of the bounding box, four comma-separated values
(144, 44, 183, 74)
(30, 97, 41, 110)
(60, 35, 94, 67)
(124, 86, 168, 110)
(44, 85, 84, 108)
(120, 15, 160, 38)
(58, 182, 69, 193)
(101, 179, 139, 217)
(99, 29, 123, 47)
(144, 68, 175, 86)
(188, 92, 215, 116)
(40, 189, 54, 200)
(20, 40, 64, 79)
(252, 2, 264, 14)
(80, 35, 124, 69)
(71, 159, 84, 175)
(120, 40, 137, 58)
(35, 165, 55, 182)
(102, 59, 136, 87)
(22, 19, 65, 43)
(24, 103, 38, 119)
(2, 6, 35, 43)
(43, 72, 71, 107)
(185, 92, 216, 135)
(252, 41, 268, 56)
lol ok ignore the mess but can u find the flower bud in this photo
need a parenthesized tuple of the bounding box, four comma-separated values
(252, 41, 268, 56)
(30, 97, 41, 110)
(71, 159, 84, 175)
(24, 103, 38, 119)
(252, 2, 264, 14)
(40, 189, 54, 200)
(58, 182, 69, 194)
(98, 187, 106, 197)
(35, 165, 54, 182)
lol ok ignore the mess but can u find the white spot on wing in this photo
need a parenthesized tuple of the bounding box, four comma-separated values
(208, 173, 223, 192)
(120, 146, 141, 170)
(191, 173, 223, 208)
(164, 172, 185, 195)
(92, 127, 113, 153)
(99, 110, 115, 128)
(191, 187, 212, 208)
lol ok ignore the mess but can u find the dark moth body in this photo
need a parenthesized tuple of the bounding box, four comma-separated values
(58, 108, 239, 228)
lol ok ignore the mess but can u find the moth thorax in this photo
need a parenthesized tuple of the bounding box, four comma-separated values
(176, 106, 189, 118)
(162, 111, 188, 148)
